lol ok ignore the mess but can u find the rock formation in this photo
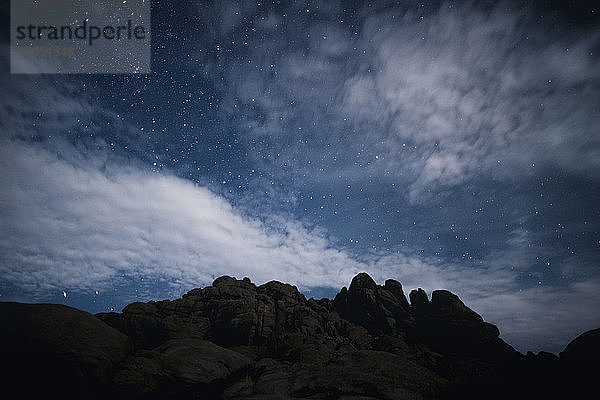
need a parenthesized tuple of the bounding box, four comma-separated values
(1, 273, 597, 399)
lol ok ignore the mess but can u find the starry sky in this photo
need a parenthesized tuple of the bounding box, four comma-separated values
(1, 0, 599, 353)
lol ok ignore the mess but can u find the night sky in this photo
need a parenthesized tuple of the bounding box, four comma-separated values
(1, 0, 599, 353)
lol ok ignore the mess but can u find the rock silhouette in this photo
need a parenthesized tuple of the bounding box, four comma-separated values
(1, 273, 597, 399)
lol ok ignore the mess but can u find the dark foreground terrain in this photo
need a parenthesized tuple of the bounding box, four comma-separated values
(1, 273, 598, 399)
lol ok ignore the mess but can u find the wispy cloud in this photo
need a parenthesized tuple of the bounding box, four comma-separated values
(0, 138, 367, 295)
(206, 1, 600, 202)
(1, 137, 596, 353)
(473, 279, 600, 353)
(1, 1, 598, 355)
(343, 3, 600, 200)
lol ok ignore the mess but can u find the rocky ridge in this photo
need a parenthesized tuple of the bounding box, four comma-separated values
(1, 272, 597, 399)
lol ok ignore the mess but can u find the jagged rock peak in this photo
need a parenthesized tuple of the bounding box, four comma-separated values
(431, 289, 460, 304)
(186, 273, 413, 305)
(212, 275, 237, 286)
(409, 288, 429, 308)
(212, 275, 253, 287)
(183, 275, 255, 298)
(384, 279, 410, 308)
(383, 278, 403, 293)
(349, 272, 378, 291)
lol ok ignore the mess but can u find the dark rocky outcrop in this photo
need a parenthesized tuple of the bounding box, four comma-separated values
(333, 273, 415, 335)
(1, 273, 598, 399)
(559, 327, 600, 362)
(559, 328, 600, 391)
(0, 302, 131, 398)
(114, 339, 252, 398)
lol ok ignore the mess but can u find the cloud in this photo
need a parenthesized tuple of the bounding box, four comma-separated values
(342, 2, 600, 199)
(0, 138, 368, 296)
(1, 1, 598, 355)
(473, 280, 600, 353)
(206, 1, 600, 202)
(0, 136, 596, 352)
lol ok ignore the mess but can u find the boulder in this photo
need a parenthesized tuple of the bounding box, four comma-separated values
(559, 328, 600, 392)
(0, 302, 131, 398)
(115, 339, 251, 397)
(333, 273, 414, 335)
(559, 328, 600, 363)
(409, 288, 429, 313)
(383, 279, 410, 310)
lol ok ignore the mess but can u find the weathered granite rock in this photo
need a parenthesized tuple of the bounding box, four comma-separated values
(115, 338, 251, 398)
(406, 288, 515, 356)
(94, 273, 524, 398)
(99, 275, 353, 362)
(2, 273, 596, 399)
(333, 273, 415, 335)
